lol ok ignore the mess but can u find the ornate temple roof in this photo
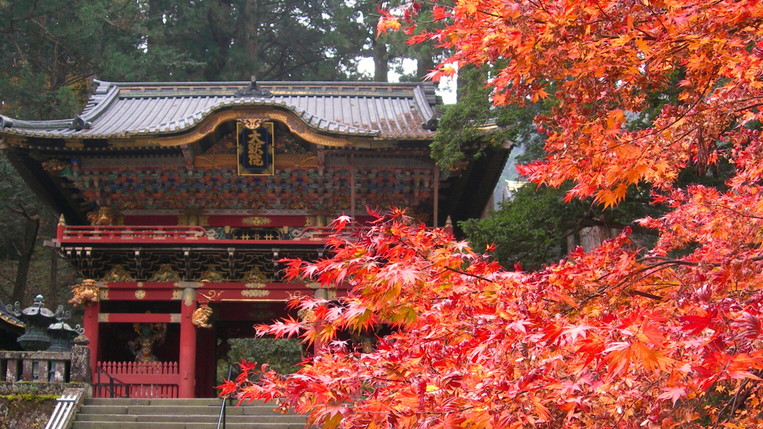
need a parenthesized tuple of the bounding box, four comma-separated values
(0, 78, 508, 229)
(0, 80, 439, 141)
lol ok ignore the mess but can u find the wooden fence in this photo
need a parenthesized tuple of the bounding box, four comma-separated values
(95, 361, 180, 398)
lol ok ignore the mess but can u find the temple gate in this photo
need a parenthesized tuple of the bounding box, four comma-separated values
(0, 79, 509, 397)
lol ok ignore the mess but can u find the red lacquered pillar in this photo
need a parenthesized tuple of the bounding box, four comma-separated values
(179, 287, 197, 398)
(83, 301, 100, 382)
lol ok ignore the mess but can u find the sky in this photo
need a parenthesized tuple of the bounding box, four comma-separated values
(357, 57, 458, 104)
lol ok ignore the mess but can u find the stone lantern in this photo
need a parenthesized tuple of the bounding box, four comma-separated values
(48, 321, 83, 352)
(8, 295, 68, 351)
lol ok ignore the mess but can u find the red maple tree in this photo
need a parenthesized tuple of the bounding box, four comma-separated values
(222, 1, 763, 427)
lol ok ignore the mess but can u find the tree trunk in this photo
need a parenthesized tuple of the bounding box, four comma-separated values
(372, 40, 388, 82)
(146, 0, 163, 53)
(12, 215, 39, 303)
(240, 0, 260, 79)
(205, 0, 234, 80)
(416, 48, 435, 80)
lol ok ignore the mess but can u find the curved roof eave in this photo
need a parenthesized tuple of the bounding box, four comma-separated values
(0, 79, 439, 143)
(1, 101, 381, 140)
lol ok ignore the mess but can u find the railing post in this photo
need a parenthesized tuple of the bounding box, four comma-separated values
(217, 363, 233, 429)
(219, 397, 227, 429)
(38, 359, 50, 381)
(52, 360, 67, 383)
(5, 358, 19, 381)
(57, 215, 66, 241)
(22, 359, 34, 380)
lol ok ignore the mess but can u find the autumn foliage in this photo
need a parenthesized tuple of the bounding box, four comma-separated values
(221, 0, 763, 427)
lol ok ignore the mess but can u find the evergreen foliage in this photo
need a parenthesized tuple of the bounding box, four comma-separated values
(0, 0, 438, 121)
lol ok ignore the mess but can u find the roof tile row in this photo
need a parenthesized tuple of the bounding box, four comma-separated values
(1, 80, 439, 141)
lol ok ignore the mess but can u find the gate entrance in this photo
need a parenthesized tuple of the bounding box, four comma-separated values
(1, 80, 509, 397)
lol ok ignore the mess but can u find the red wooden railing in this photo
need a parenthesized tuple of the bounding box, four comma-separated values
(94, 361, 180, 398)
(63, 226, 208, 241)
(57, 225, 335, 245)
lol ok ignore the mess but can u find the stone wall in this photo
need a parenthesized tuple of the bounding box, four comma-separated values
(0, 339, 91, 427)
(0, 394, 57, 429)
(0, 336, 91, 387)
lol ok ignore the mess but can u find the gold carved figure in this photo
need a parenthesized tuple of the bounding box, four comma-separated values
(192, 304, 213, 328)
(68, 279, 100, 307)
(87, 207, 117, 225)
(128, 319, 167, 363)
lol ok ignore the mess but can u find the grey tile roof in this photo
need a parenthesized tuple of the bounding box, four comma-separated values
(0, 80, 440, 141)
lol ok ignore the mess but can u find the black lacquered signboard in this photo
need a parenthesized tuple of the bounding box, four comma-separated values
(237, 120, 274, 176)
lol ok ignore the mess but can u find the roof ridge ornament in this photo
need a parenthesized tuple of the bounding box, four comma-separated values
(71, 115, 92, 131)
(235, 75, 272, 98)
(422, 117, 438, 131)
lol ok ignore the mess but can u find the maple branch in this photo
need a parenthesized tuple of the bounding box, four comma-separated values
(388, 230, 500, 286)
(626, 290, 663, 301)
(637, 81, 712, 141)
(410, 406, 480, 417)
(601, 267, 672, 303)
(641, 255, 763, 268)
(590, 257, 685, 296)
(701, 201, 763, 221)
(732, 100, 763, 115)
(368, 375, 407, 384)
(439, 265, 500, 285)
(527, 0, 551, 16)
(475, 9, 500, 19)
(712, 378, 756, 428)
(582, 252, 763, 308)
(616, 378, 662, 427)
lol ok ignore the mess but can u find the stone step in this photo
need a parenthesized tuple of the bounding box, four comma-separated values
(71, 422, 306, 429)
(78, 404, 283, 415)
(75, 413, 305, 423)
(71, 397, 308, 429)
(84, 397, 245, 406)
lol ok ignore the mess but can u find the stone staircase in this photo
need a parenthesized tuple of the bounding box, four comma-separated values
(70, 397, 308, 428)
